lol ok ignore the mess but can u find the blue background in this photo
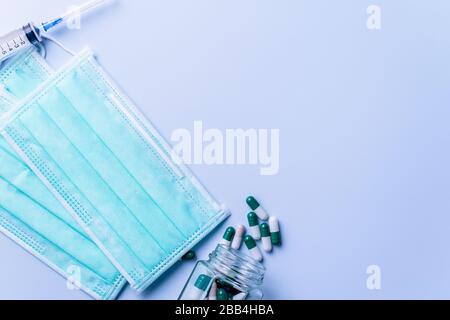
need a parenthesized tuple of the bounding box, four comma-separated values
(1, 0, 450, 299)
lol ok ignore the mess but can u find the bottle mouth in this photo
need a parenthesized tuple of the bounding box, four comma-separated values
(209, 245, 266, 289)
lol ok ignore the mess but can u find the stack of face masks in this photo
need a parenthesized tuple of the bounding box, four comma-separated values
(0, 48, 229, 299)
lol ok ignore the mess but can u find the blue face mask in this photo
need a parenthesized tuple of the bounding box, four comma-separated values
(0, 49, 230, 292)
(0, 49, 126, 300)
(0, 47, 52, 99)
(0, 94, 12, 113)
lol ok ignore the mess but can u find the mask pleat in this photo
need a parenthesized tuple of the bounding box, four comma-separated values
(0, 144, 85, 235)
(3, 68, 38, 99)
(0, 97, 8, 112)
(6, 121, 150, 284)
(17, 107, 167, 265)
(0, 206, 122, 298)
(0, 178, 118, 281)
(44, 87, 188, 252)
(67, 64, 211, 231)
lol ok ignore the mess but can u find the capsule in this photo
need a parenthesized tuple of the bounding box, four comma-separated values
(244, 235, 263, 262)
(215, 278, 241, 295)
(246, 196, 269, 221)
(231, 225, 246, 250)
(247, 212, 261, 240)
(217, 288, 229, 301)
(220, 227, 236, 248)
(208, 281, 218, 300)
(260, 223, 272, 252)
(181, 250, 196, 261)
(232, 292, 248, 300)
(184, 274, 212, 300)
(269, 216, 281, 245)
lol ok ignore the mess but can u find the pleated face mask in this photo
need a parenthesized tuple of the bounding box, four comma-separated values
(0, 49, 126, 300)
(0, 93, 12, 113)
(0, 49, 229, 292)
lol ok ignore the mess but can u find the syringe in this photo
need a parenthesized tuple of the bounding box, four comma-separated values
(0, 0, 110, 63)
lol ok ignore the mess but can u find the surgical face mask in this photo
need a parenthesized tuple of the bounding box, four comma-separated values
(0, 49, 230, 292)
(0, 49, 126, 300)
(0, 47, 52, 99)
(0, 94, 12, 113)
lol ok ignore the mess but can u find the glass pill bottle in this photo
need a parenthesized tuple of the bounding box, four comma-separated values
(179, 244, 265, 300)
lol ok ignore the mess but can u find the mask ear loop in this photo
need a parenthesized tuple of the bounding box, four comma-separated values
(35, 42, 47, 59)
(39, 34, 76, 58)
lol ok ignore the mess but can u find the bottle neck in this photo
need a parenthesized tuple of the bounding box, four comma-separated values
(208, 245, 265, 291)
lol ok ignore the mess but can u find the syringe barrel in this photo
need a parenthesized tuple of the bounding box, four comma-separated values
(0, 23, 42, 62)
(0, 27, 32, 63)
(0, 24, 41, 64)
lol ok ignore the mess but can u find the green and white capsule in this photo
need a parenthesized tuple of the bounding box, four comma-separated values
(247, 196, 269, 221)
(186, 274, 212, 300)
(260, 223, 272, 252)
(247, 212, 261, 240)
(244, 235, 263, 262)
(269, 216, 281, 245)
(217, 288, 229, 301)
(220, 227, 236, 248)
(231, 225, 246, 250)
(181, 250, 196, 261)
